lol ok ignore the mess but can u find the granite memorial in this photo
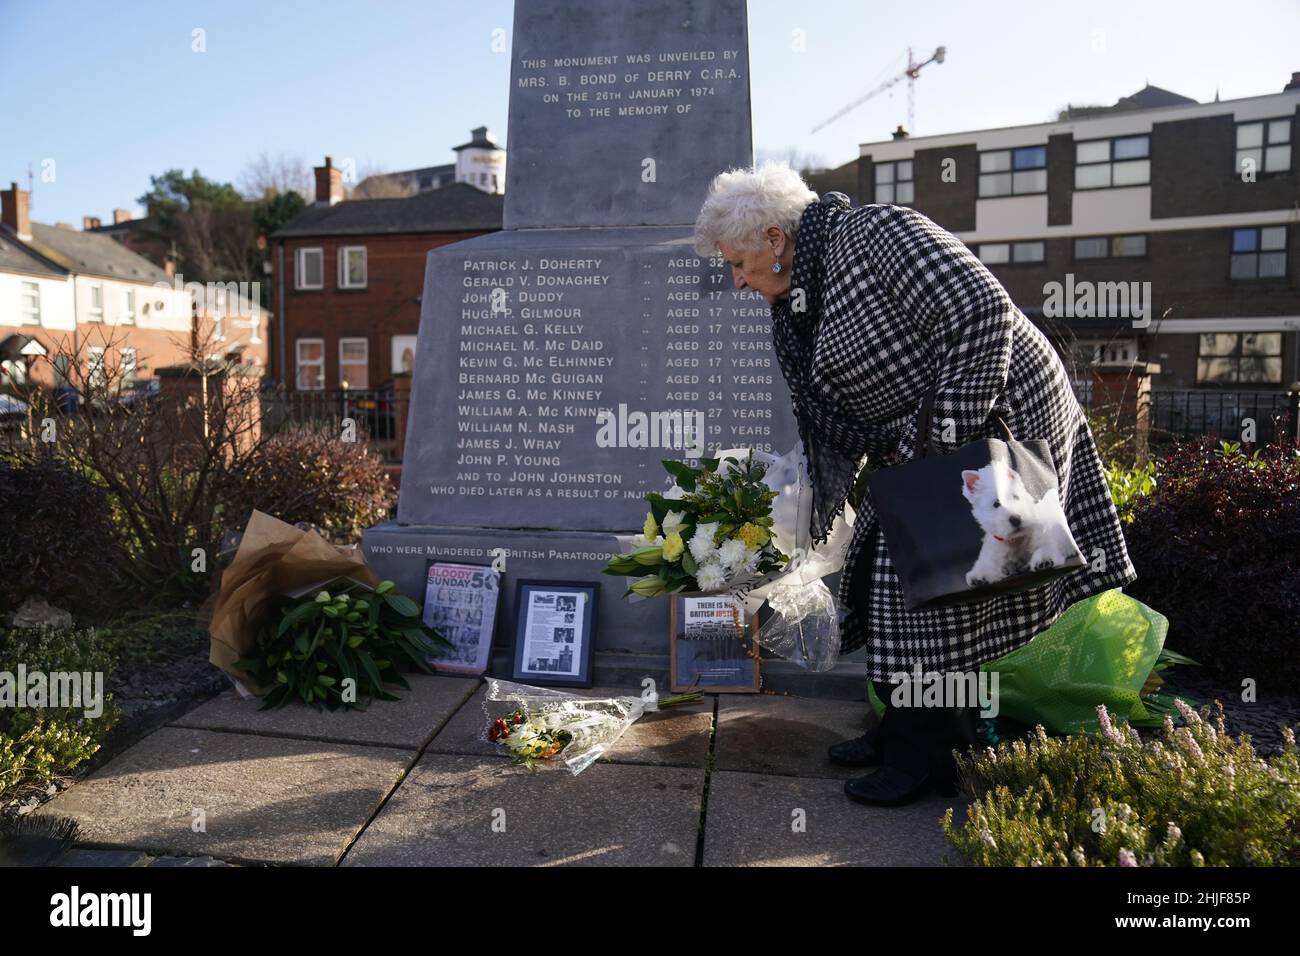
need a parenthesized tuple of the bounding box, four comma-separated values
(362, 0, 802, 683)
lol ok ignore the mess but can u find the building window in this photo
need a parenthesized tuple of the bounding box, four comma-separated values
(1197, 332, 1283, 385)
(1236, 118, 1292, 175)
(1074, 234, 1147, 259)
(338, 246, 367, 289)
(120, 346, 137, 381)
(295, 248, 324, 289)
(88, 346, 106, 388)
(1075, 135, 1150, 189)
(121, 288, 135, 325)
(978, 241, 1044, 264)
(88, 283, 104, 321)
(874, 161, 913, 204)
(339, 337, 369, 389)
(296, 338, 325, 390)
(20, 281, 41, 325)
(979, 146, 1047, 197)
(1230, 226, 1287, 279)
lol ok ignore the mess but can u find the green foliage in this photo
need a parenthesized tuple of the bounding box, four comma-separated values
(0, 626, 120, 800)
(234, 580, 451, 711)
(943, 702, 1300, 866)
(1104, 460, 1156, 523)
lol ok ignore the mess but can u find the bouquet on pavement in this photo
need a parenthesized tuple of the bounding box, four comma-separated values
(604, 446, 860, 673)
(484, 679, 702, 773)
(602, 451, 789, 598)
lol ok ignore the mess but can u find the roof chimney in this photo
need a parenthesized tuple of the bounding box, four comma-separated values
(113, 208, 132, 224)
(1, 182, 32, 241)
(891, 125, 910, 141)
(314, 156, 344, 206)
(84, 215, 103, 230)
(1285, 71, 1300, 92)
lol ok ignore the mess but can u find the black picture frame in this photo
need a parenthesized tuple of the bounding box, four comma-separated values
(422, 559, 502, 676)
(511, 579, 597, 687)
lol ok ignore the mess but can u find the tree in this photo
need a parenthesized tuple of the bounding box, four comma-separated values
(239, 152, 313, 202)
(138, 170, 257, 285)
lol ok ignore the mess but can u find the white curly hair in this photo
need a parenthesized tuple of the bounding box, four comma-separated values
(693, 161, 819, 257)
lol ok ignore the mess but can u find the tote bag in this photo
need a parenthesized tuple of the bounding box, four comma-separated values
(867, 390, 1087, 610)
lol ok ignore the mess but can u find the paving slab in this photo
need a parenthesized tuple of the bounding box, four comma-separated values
(426, 684, 713, 768)
(343, 753, 703, 866)
(170, 674, 478, 749)
(702, 770, 964, 867)
(36, 727, 412, 866)
(714, 694, 875, 779)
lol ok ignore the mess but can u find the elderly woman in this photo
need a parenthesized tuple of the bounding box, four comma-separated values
(693, 163, 1136, 807)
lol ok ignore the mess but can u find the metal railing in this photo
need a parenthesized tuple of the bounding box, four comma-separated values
(1147, 389, 1296, 447)
(260, 387, 409, 463)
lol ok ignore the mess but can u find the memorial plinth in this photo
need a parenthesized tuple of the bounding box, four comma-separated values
(363, 0, 831, 687)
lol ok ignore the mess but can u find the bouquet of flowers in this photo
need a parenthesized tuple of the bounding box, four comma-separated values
(484, 679, 702, 773)
(602, 452, 789, 598)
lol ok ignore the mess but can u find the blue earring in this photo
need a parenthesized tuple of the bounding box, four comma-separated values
(772, 262, 782, 273)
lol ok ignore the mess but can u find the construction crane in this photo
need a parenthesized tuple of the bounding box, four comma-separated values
(811, 46, 946, 135)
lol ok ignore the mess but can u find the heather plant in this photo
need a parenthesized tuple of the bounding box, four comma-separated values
(943, 701, 1300, 866)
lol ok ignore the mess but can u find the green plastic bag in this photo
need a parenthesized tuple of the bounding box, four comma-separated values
(867, 590, 1188, 734)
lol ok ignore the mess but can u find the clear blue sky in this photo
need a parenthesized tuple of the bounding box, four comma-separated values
(3, 0, 1297, 224)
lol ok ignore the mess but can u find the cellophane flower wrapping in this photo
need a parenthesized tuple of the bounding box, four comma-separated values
(483, 678, 655, 775)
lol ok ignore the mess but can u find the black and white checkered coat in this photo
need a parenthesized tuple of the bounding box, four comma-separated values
(777, 198, 1137, 678)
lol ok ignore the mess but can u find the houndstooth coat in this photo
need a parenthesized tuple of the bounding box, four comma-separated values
(772, 196, 1137, 679)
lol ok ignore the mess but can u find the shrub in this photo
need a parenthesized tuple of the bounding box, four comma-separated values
(0, 625, 120, 800)
(1122, 439, 1300, 689)
(1104, 460, 1156, 524)
(221, 428, 394, 545)
(943, 702, 1300, 866)
(0, 458, 127, 618)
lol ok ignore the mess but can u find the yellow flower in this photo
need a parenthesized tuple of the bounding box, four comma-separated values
(643, 512, 659, 540)
(662, 531, 684, 562)
(737, 522, 769, 549)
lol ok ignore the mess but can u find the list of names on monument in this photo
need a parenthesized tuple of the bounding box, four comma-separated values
(434, 243, 786, 527)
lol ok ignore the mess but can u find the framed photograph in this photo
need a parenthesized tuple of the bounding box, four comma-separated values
(511, 579, 597, 687)
(670, 593, 761, 693)
(422, 560, 501, 676)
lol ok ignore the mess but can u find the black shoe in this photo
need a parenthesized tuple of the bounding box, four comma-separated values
(844, 766, 934, 807)
(828, 727, 883, 767)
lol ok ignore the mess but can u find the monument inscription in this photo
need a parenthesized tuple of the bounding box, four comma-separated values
(504, 0, 752, 228)
(398, 229, 790, 530)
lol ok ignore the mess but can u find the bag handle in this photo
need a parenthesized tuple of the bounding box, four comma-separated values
(915, 387, 1014, 459)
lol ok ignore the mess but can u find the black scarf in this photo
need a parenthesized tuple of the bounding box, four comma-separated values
(770, 191, 878, 545)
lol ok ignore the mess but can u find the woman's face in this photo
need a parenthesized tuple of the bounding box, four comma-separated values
(718, 227, 793, 305)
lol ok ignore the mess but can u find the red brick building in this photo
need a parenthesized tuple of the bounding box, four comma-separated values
(269, 157, 503, 391)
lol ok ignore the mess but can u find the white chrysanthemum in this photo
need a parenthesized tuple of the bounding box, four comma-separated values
(738, 547, 761, 576)
(695, 560, 726, 592)
(662, 509, 685, 534)
(717, 538, 747, 571)
(689, 522, 719, 563)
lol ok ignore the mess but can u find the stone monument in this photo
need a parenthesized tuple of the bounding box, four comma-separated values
(363, 0, 815, 686)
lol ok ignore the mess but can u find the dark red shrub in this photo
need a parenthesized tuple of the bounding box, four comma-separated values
(0, 457, 128, 618)
(221, 428, 395, 545)
(1124, 439, 1300, 690)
